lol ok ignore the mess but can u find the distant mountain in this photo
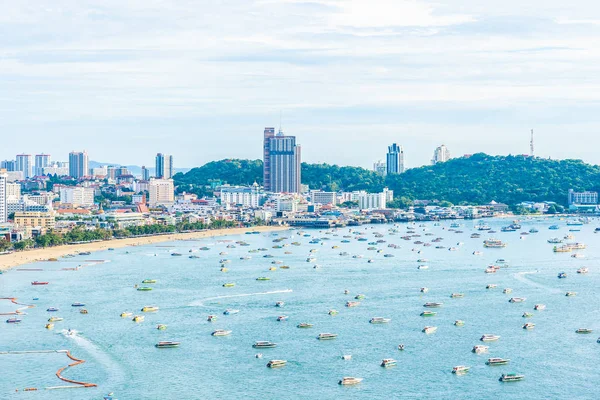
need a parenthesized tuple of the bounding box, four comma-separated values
(89, 161, 190, 176)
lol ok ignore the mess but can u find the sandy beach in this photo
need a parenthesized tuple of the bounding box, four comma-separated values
(0, 225, 289, 272)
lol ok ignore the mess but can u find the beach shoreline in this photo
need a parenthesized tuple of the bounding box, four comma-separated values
(0, 225, 289, 272)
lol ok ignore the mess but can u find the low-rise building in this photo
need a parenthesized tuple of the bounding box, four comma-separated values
(358, 192, 387, 210)
(13, 211, 55, 230)
(59, 187, 95, 207)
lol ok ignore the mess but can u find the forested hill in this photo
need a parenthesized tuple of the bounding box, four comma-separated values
(173, 154, 600, 206)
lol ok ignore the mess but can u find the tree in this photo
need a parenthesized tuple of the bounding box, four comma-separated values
(0, 239, 12, 252)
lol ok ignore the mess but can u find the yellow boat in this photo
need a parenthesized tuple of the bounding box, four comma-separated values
(269, 267, 277, 271)
(132, 315, 145, 323)
(45, 323, 54, 329)
(280, 266, 290, 269)
(221, 267, 229, 272)
(141, 306, 159, 312)
(120, 312, 133, 318)
(223, 283, 235, 287)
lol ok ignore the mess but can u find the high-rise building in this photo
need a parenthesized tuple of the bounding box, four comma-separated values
(373, 160, 387, 176)
(155, 153, 174, 179)
(15, 154, 33, 178)
(0, 170, 7, 223)
(69, 151, 89, 178)
(1, 160, 16, 171)
(263, 127, 276, 191)
(141, 166, 150, 180)
(265, 129, 301, 193)
(432, 145, 451, 165)
(148, 179, 175, 207)
(34, 154, 51, 176)
(386, 144, 404, 175)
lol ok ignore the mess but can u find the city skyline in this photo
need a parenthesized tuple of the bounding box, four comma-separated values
(2, 1, 600, 167)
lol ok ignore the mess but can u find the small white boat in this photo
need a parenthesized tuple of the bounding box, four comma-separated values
(422, 326, 438, 334)
(534, 304, 546, 311)
(420, 287, 429, 293)
(381, 358, 397, 368)
(486, 284, 497, 289)
(472, 345, 489, 354)
(369, 317, 391, 324)
(509, 297, 526, 303)
(341, 354, 352, 360)
(339, 377, 363, 385)
(317, 333, 338, 340)
(223, 309, 240, 315)
(266, 359, 287, 368)
(565, 291, 577, 297)
(523, 323, 535, 330)
(480, 334, 500, 342)
(211, 329, 232, 336)
(577, 267, 589, 274)
(452, 366, 470, 375)
(503, 288, 513, 294)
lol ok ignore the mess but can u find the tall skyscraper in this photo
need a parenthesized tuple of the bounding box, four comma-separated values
(15, 154, 33, 178)
(69, 151, 89, 178)
(35, 154, 51, 176)
(0, 170, 7, 223)
(0, 160, 16, 172)
(263, 127, 276, 191)
(386, 144, 405, 175)
(155, 153, 174, 179)
(432, 145, 451, 165)
(141, 166, 150, 180)
(265, 129, 301, 193)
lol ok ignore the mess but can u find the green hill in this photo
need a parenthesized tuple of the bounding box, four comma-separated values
(173, 155, 600, 206)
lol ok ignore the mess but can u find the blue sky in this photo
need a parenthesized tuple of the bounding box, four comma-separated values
(2, 0, 600, 169)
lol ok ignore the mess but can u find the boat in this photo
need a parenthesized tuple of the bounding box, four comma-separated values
(48, 316, 63, 322)
(171, 253, 182, 257)
(47, 307, 59, 312)
(557, 272, 567, 279)
(484, 267, 497, 274)
(417, 265, 429, 270)
(71, 302, 85, 307)
(565, 291, 577, 297)
(499, 373, 525, 382)
(549, 225, 559, 230)
(223, 309, 239, 315)
(523, 323, 535, 330)
(577, 267, 589, 274)
(45, 323, 54, 329)
(80, 309, 88, 314)
(120, 312, 132, 318)
(328, 309, 339, 316)
(275, 301, 285, 307)
(142, 279, 157, 284)
(450, 293, 464, 298)
(155, 341, 180, 348)
(503, 288, 513, 294)
(253, 341, 277, 348)
(529, 228, 539, 233)
(423, 302, 443, 308)
(547, 238, 562, 244)
(483, 239, 507, 248)
(141, 306, 159, 312)
(575, 328, 593, 334)
(572, 253, 585, 259)
(534, 304, 546, 311)
(212, 329, 232, 336)
(207, 315, 217, 322)
(222, 283, 235, 287)
(132, 315, 144, 322)
(297, 323, 313, 328)
(420, 287, 429, 293)
(473, 251, 483, 256)
(339, 377, 363, 386)
(487, 358, 510, 366)
(486, 284, 497, 289)
(480, 334, 500, 342)
(157, 324, 167, 330)
(256, 277, 271, 281)
(454, 320, 465, 326)
(342, 354, 352, 360)
(472, 345, 489, 354)
(346, 301, 360, 308)
(509, 297, 526, 303)
(6, 318, 22, 324)
(553, 246, 572, 253)
(452, 366, 470, 375)
(381, 359, 397, 368)
(31, 281, 49, 285)
(137, 287, 153, 291)
(277, 315, 288, 321)
(354, 294, 366, 300)
(420, 311, 437, 317)
(522, 312, 534, 318)
(370, 317, 391, 324)
(422, 326, 438, 334)
(317, 333, 338, 340)
(267, 360, 287, 368)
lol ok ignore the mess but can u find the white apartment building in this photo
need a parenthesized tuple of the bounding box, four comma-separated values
(6, 182, 21, 202)
(59, 187, 95, 207)
(220, 184, 263, 208)
(148, 179, 175, 207)
(42, 165, 70, 176)
(310, 190, 337, 206)
(358, 192, 387, 210)
(0, 171, 7, 223)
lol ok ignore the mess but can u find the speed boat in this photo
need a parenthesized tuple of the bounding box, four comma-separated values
(486, 358, 510, 366)
(480, 334, 500, 342)
(317, 333, 338, 340)
(499, 373, 524, 382)
(211, 330, 232, 336)
(253, 341, 277, 348)
(267, 360, 287, 368)
(339, 377, 363, 385)
(452, 366, 470, 375)
(381, 359, 397, 368)
(155, 341, 180, 348)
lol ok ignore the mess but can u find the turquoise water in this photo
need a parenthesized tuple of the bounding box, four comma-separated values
(1, 218, 599, 399)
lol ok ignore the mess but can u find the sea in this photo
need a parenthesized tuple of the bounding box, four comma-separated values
(1, 217, 599, 400)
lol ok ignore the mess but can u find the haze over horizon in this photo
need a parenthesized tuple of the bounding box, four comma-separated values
(2, 1, 600, 168)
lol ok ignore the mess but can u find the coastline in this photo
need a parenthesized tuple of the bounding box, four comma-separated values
(0, 225, 289, 272)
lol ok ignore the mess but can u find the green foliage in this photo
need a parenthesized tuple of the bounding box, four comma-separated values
(175, 159, 263, 187)
(387, 197, 414, 209)
(0, 239, 12, 252)
(301, 163, 384, 192)
(13, 239, 34, 251)
(385, 154, 600, 206)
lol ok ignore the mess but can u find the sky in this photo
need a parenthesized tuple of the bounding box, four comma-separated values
(2, 0, 600, 169)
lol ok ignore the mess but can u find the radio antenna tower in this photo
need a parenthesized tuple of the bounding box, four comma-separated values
(530, 129, 534, 156)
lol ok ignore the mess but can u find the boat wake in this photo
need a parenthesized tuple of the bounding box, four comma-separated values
(60, 329, 126, 387)
(513, 271, 561, 294)
(190, 289, 293, 307)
